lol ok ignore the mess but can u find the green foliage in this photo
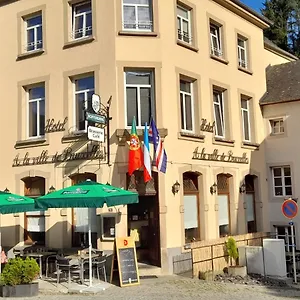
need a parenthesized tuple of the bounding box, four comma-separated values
(226, 237, 239, 265)
(0, 257, 40, 286)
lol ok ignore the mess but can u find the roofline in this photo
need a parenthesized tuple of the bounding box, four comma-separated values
(260, 98, 300, 106)
(264, 41, 298, 61)
(213, 0, 271, 29)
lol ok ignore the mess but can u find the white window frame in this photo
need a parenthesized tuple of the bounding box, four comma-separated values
(73, 75, 94, 132)
(272, 166, 292, 197)
(241, 98, 251, 142)
(25, 14, 43, 52)
(124, 70, 154, 128)
(274, 225, 296, 252)
(177, 5, 192, 44)
(27, 85, 45, 139)
(270, 118, 284, 135)
(72, 1, 92, 40)
(213, 90, 225, 138)
(238, 37, 248, 69)
(210, 23, 222, 57)
(122, 0, 153, 32)
(101, 214, 116, 241)
(180, 79, 194, 132)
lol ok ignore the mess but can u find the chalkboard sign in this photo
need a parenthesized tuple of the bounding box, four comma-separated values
(115, 237, 140, 287)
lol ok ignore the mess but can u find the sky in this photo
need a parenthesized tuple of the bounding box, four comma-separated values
(241, 0, 264, 13)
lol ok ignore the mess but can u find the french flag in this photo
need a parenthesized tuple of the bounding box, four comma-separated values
(143, 123, 152, 182)
(149, 117, 167, 173)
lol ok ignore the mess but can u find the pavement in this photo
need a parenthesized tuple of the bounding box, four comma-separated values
(6, 275, 300, 299)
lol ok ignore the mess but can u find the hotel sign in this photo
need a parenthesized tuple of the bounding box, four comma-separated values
(192, 147, 249, 164)
(200, 119, 215, 133)
(12, 145, 106, 167)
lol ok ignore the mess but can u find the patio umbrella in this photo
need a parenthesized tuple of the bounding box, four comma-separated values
(35, 180, 138, 288)
(0, 191, 45, 274)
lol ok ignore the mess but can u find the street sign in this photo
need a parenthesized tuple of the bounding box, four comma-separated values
(282, 199, 298, 219)
(88, 126, 105, 142)
(85, 112, 106, 124)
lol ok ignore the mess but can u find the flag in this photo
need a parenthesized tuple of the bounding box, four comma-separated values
(143, 123, 152, 182)
(128, 117, 143, 175)
(149, 117, 167, 173)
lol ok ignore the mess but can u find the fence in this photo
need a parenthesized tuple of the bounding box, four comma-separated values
(191, 232, 270, 278)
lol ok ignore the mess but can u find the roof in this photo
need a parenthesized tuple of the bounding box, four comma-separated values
(260, 60, 300, 105)
(230, 0, 272, 25)
(264, 37, 298, 61)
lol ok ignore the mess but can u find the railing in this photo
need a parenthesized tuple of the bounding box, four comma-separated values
(211, 46, 223, 57)
(177, 29, 192, 44)
(71, 26, 93, 39)
(123, 21, 153, 31)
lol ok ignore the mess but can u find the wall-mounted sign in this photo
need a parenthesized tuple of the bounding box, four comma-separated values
(92, 94, 101, 114)
(85, 112, 106, 124)
(12, 144, 105, 167)
(44, 117, 68, 133)
(88, 126, 105, 142)
(192, 147, 249, 164)
(200, 119, 215, 133)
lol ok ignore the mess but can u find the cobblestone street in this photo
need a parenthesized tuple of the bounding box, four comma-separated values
(13, 275, 300, 300)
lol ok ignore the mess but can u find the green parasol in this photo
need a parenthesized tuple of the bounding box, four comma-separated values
(35, 180, 138, 289)
(35, 180, 138, 209)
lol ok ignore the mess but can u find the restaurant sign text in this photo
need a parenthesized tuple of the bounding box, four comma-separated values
(192, 147, 249, 164)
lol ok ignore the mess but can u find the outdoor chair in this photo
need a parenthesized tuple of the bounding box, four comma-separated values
(55, 255, 81, 285)
(92, 255, 107, 282)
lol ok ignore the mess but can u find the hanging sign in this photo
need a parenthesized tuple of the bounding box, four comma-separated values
(282, 199, 298, 219)
(88, 126, 105, 142)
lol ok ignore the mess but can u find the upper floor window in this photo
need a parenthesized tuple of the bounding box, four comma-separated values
(125, 70, 154, 127)
(210, 23, 222, 57)
(72, 1, 92, 40)
(122, 0, 153, 32)
(270, 118, 284, 135)
(241, 98, 251, 142)
(213, 89, 225, 138)
(177, 5, 192, 44)
(74, 75, 94, 131)
(27, 84, 45, 138)
(238, 36, 248, 69)
(272, 166, 292, 197)
(25, 14, 43, 52)
(180, 79, 194, 132)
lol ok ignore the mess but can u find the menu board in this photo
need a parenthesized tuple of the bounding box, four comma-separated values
(115, 237, 140, 287)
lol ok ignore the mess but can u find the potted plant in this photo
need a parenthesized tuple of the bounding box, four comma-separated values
(0, 257, 40, 297)
(225, 237, 247, 277)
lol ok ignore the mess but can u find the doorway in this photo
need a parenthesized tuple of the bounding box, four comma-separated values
(127, 195, 161, 267)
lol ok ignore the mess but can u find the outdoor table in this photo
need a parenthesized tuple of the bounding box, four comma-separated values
(66, 253, 100, 284)
(21, 251, 57, 278)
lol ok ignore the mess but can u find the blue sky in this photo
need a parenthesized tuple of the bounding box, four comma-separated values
(241, 0, 264, 13)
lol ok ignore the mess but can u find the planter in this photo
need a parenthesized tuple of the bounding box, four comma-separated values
(228, 266, 247, 277)
(0, 282, 38, 298)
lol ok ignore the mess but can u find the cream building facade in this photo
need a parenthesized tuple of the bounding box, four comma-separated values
(0, 0, 296, 274)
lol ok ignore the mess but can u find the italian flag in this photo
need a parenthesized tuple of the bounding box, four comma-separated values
(128, 117, 143, 175)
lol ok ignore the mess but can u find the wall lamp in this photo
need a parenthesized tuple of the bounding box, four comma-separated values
(48, 186, 56, 194)
(239, 182, 246, 194)
(210, 183, 217, 194)
(172, 181, 180, 194)
(3, 188, 9, 193)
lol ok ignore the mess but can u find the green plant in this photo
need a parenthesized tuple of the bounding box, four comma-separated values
(226, 237, 239, 266)
(0, 257, 40, 286)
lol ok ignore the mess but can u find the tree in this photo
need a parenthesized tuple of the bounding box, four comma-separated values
(261, 0, 300, 56)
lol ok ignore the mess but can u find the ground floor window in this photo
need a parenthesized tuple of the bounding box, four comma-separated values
(274, 225, 296, 252)
(245, 175, 257, 233)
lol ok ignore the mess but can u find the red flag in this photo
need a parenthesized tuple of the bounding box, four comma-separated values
(128, 117, 143, 175)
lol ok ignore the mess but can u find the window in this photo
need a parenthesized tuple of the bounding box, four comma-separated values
(101, 215, 116, 240)
(122, 0, 153, 31)
(272, 166, 292, 197)
(241, 98, 251, 142)
(72, 1, 92, 40)
(238, 37, 248, 69)
(180, 79, 194, 132)
(177, 5, 192, 44)
(274, 225, 296, 252)
(245, 175, 257, 233)
(27, 84, 45, 138)
(213, 89, 225, 138)
(210, 23, 222, 57)
(24, 14, 43, 52)
(270, 119, 284, 135)
(125, 70, 154, 127)
(74, 75, 94, 132)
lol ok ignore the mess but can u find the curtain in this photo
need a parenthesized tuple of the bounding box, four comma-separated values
(184, 195, 198, 229)
(74, 208, 97, 232)
(27, 217, 45, 232)
(246, 194, 255, 222)
(218, 195, 229, 226)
